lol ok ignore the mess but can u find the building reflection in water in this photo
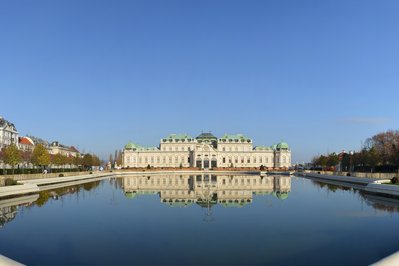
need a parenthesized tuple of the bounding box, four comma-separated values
(122, 174, 291, 208)
(0, 180, 103, 228)
(0, 194, 39, 228)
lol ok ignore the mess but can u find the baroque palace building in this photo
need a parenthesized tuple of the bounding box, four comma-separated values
(122, 133, 291, 169)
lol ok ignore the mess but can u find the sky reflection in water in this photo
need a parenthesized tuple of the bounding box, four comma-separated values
(1, 174, 399, 266)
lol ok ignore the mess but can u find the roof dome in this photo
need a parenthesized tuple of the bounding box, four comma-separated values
(276, 192, 289, 200)
(196, 132, 217, 140)
(124, 142, 140, 150)
(125, 192, 137, 199)
(276, 141, 289, 150)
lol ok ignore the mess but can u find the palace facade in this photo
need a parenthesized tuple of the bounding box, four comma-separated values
(122, 133, 291, 169)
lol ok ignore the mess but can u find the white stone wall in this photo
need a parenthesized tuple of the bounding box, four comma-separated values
(122, 138, 291, 169)
(123, 148, 291, 168)
(216, 151, 276, 168)
(274, 150, 291, 168)
(123, 150, 191, 168)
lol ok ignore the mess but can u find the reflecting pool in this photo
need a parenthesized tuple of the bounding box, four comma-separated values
(1, 174, 399, 266)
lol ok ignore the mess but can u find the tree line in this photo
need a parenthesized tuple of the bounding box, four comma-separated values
(313, 130, 399, 173)
(109, 149, 123, 167)
(0, 143, 102, 174)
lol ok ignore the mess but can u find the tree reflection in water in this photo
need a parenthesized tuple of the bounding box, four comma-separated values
(35, 180, 102, 207)
(310, 179, 399, 213)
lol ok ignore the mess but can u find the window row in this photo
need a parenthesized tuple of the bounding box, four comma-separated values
(161, 146, 193, 151)
(221, 156, 272, 164)
(220, 146, 252, 152)
(126, 156, 190, 164)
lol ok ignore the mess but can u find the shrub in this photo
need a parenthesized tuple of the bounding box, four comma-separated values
(147, 164, 151, 169)
(391, 177, 398, 184)
(59, 173, 64, 177)
(346, 173, 351, 176)
(89, 171, 93, 174)
(5, 178, 18, 186)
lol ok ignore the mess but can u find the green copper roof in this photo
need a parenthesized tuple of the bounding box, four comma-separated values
(220, 134, 252, 142)
(276, 141, 289, 150)
(273, 192, 289, 200)
(165, 134, 193, 140)
(196, 199, 218, 208)
(276, 192, 289, 200)
(124, 142, 159, 151)
(124, 192, 137, 199)
(124, 142, 141, 150)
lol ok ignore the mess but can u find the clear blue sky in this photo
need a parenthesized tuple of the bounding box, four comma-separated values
(1, 0, 399, 163)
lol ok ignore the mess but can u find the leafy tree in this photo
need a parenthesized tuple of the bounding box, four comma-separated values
(82, 154, 93, 169)
(52, 153, 64, 167)
(65, 155, 73, 167)
(3, 144, 22, 175)
(21, 151, 32, 164)
(366, 147, 380, 172)
(35, 191, 51, 207)
(326, 153, 339, 168)
(73, 155, 82, 167)
(92, 155, 102, 167)
(31, 144, 51, 169)
(369, 130, 399, 166)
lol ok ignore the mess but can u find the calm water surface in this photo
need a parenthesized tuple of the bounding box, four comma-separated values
(1, 174, 399, 266)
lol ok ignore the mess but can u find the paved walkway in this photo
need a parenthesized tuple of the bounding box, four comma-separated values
(297, 172, 387, 185)
(0, 172, 113, 199)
